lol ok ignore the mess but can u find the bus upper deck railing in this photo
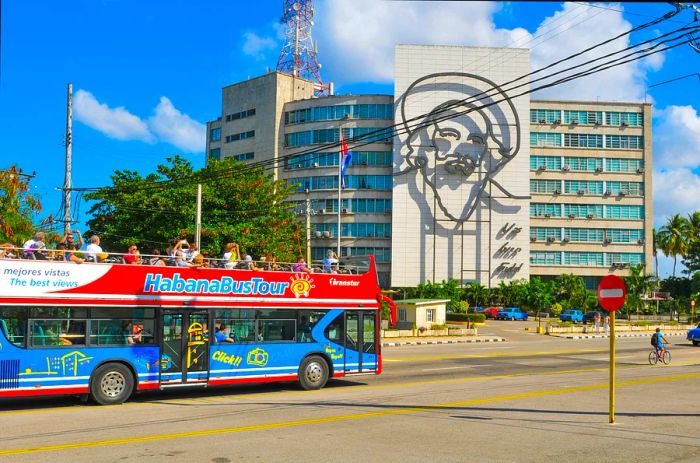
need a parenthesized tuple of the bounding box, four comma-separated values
(0, 246, 369, 275)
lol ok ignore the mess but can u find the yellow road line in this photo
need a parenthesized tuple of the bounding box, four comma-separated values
(2, 371, 700, 457)
(2, 359, 697, 417)
(384, 348, 605, 362)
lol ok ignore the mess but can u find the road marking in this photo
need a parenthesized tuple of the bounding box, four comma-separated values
(2, 371, 699, 457)
(422, 365, 490, 371)
(2, 360, 697, 418)
(386, 348, 605, 362)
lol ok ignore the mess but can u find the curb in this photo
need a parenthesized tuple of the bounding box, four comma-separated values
(556, 331, 689, 340)
(382, 337, 507, 347)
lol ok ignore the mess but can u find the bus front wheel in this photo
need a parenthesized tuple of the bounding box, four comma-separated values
(298, 355, 329, 390)
(90, 363, 134, 405)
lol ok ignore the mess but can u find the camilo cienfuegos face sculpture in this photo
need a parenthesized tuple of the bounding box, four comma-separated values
(398, 72, 526, 223)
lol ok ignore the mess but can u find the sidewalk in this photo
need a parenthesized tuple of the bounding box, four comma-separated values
(382, 335, 506, 347)
(549, 331, 689, 340)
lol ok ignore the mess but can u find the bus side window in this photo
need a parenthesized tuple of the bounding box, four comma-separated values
(31, 321, 47, 346)
(324, 314, 344, 344)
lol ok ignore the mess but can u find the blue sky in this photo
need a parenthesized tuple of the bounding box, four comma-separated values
(2, 1, 699, 276)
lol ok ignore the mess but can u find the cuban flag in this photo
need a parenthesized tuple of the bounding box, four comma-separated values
(340, 131, 352, 189)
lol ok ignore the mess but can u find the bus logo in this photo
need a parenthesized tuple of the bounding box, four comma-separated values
(289, 274, 315, 298)
(247, 347, 269, 367)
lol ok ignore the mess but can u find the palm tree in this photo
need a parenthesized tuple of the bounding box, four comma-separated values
(687, 211, 700, 242)
(623, 264, 654, 317)
(652, 228, 662, 280)
(658, 214, 690, 277)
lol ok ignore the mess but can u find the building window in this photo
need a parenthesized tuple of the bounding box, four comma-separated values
(564, 180, 604, 195)
(285, 127, 392, 148)
(607, 158, 643, 173)
(530, 203, 562, 217)
(208, 148, 221, 160)
(286, 151, 391, 169)
(225, 130, 255, 143)
(564, 157, 602, 172)
(564, 228, 604, 242)
(563, 110, 602, 125)
(605, 112, 642, 127)
(225, 108, 256, 122)
(605, 205, 643, 220)
(530, 109, 561, 124)
(605, 135, 643, 150)
(564, 252, 604, 266)
(426, 309, 435, 323)
(234, 152, 254, 162)
(606, 229, 644, 243)
(530, 155, 562, 171)
(398, 309, 407, 322)
(606, 181, 643, 196)
(284, 104, 393, 125)
(530, 179, 561, 194)
(563, 204, 603, 218)
(530, 132, 562, 147)
(210, 127, 221, 142)
(530, 227, 562, 241)
(564, 133, 603, 148)
(606, 253, 644, 265)
(530, 251, 561, 265)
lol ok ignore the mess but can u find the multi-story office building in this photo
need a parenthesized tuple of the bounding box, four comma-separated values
(205, 46, 653, 289)
(206, 72, 395, 286)
(529, 100, 653, 288)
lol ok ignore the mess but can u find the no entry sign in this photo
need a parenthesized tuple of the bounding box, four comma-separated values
(597, 274, 627, 312)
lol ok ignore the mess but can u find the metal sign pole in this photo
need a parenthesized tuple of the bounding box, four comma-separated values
(609, 310, 616, 424)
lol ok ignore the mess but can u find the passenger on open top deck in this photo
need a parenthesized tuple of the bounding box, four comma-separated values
(123, 244, 142, 265)
(22, 232, 47, 259)
(292, 256, 312, 274)
(222, 242, 241, 269)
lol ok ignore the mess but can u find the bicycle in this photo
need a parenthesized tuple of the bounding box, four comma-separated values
(648, 347, 671, 365)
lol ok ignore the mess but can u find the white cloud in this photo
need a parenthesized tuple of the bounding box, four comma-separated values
(148, 97, 206, 154)
(75, 89, 205, 153)
(527, 3, 650, 101)
(74, 90, 154, 142)
(242, 32, 278, 60)
(312, 1, 658, 100)
(653, 167, 700, 225)
(314, 0, 527, 83)
(654, 105, 700, 169)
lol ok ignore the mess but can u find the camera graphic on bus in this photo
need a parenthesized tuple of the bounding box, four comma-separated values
(247, 347, 269, 367)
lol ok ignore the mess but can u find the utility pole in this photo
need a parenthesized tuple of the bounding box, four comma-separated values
(63, 83, 73, 235)
(305, 189, 311, 263)
(195, 184, 202, 247)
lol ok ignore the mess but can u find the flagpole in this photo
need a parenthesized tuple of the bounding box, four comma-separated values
(337, 130, 342, 258)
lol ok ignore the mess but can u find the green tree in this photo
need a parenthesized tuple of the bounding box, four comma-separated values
(681, 211, 700, 274)
(554, 273, 588, 308)
(523, 277, 554, 312)
(657, 214, 690, 278)
(85, 156, 300, 259)
(0, 166, 43, 244)
(623, 264, 654, 318)
(463, 282, 489, 308)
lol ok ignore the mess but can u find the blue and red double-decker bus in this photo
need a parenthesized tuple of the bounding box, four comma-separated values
(0, 256, 395, 404)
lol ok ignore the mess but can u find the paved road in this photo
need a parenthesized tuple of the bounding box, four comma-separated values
(1, 324, 699, 463)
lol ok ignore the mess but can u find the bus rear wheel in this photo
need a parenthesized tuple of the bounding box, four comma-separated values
(298, 355, 329, 390)
(90, 363, 134, 405)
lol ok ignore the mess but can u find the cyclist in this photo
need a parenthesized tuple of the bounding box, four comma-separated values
(652, 327, 669, 360)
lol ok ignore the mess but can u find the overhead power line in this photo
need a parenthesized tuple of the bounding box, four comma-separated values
(64, 5, 685, 196)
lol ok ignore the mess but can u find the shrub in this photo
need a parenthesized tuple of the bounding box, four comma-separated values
(447, 313, 486, 323)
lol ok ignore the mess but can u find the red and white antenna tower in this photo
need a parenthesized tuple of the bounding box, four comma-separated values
(276, 0, 332, 96)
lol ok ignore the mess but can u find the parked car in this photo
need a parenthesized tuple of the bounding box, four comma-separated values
(559, 309, 583, 323)
(687, 323, 700, 346)
(467, 306, 485, 314)
(481, 307, 500, 319)
(583, 310, 605, 324)
(497, 307, 528, 321)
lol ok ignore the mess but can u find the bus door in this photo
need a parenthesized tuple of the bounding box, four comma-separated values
(344, 311, 377, 374)
(160, 310, 209, 385)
